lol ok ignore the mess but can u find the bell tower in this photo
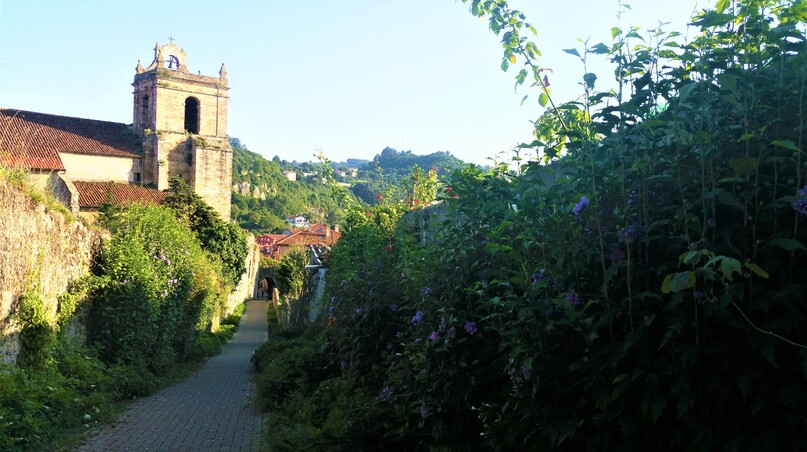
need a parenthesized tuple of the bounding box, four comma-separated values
(132, 41, 232, 220)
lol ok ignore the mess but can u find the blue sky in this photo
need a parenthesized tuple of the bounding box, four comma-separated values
(0, 1, 710, 165)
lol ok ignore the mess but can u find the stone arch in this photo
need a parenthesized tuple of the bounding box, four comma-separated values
(184, 96, 200, 134)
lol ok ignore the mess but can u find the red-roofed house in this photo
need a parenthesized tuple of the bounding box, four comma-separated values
(0, 41, 233, 221)
(274, 223, 341, 259)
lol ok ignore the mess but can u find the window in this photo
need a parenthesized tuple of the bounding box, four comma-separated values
(141, 94, 149, 126)
(184, 97, 200, 134)
(133, 172, 141, 183)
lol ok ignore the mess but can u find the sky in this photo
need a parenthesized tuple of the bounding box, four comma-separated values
(0, 1, 712, 165)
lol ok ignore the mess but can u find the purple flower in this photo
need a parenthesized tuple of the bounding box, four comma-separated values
(532, 269, 546, 284)
(395, 331, 404, 339)
(521, 364, 533, 381)
(707, 217, 716, 228)
(566, 291, 580, 306)
(390, 303, 398, 312)
(572, 195, 590, 215)
(380, 387, 391, 401)
(419, 404, 430, 418)
(421, 287, 432, 297)
(368, 289, 375, 298)
(792, 186, 807, 214)
(618, 223, 645, 245)
(464, 321, 478, 335)
(429, 331, 440, 341)
(355, 307, 364, 315)
(412, 311, 424, 325)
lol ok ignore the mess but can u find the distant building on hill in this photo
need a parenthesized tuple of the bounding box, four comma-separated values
(286, 214, 310, 229)
(256, 223, 341, 259)
(0, 41, 233, 220)
(282, 170, 297, 182)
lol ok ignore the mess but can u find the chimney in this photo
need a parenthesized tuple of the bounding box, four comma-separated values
(334, 224, 340, 234)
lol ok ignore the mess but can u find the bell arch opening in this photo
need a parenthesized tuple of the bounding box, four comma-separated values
(184, 97, 200, 134)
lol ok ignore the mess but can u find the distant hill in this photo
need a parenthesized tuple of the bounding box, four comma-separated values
(349, 147, 468, 204)
(229, 138, 352, 232)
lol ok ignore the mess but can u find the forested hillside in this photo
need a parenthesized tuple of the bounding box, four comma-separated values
(230, 138, 350, 232)
(350, 147, 467, 204)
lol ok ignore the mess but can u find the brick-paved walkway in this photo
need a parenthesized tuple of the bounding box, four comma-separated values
(77, 300, 268, 451)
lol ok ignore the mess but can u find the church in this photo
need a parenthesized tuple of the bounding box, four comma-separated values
(0, 41, 233, 221)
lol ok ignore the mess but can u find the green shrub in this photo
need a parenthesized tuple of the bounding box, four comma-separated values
(87, 203, 223, 366)
(276, 1, 807, 450)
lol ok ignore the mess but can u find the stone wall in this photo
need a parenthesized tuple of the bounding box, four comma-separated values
(0, 178, 100, 364)
(192, 137, 233, 221)
(226, 234, 260, 314)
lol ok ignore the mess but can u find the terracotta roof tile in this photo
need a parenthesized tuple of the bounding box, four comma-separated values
(74, 181, 166, 208)
(0, 109, 140, 171)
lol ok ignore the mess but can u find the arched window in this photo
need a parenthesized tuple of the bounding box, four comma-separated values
(140, 94, 149, 126)
(184, 97, 200, 134)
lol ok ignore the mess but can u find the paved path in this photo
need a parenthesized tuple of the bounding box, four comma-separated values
(77, 300, 268, 451)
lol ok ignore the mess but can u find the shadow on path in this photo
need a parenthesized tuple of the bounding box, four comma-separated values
(77, 300, 268, 451)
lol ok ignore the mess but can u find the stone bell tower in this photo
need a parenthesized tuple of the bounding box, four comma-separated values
(132, 41, 232, 220)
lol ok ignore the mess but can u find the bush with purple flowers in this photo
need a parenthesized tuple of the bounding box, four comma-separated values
(254, 2, 807, 450)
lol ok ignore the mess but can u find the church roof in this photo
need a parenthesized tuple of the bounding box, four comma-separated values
(74, 181, 166, 208)
(0, 109, 141, 171)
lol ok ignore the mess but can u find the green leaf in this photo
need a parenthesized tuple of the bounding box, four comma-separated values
(611, 27, 622, 38)
(613, 373, 631, 384)
(562, 48, 581, 58)
(538, 92, 549, 107)
(661, 274, 673, 294)
(583, 72, 597, 89)
(731, 157, 757, 177)
(770, 238, 807, 252)
(500, 59, 509, 71)
(678, 82, 697, 102)
(663, 272, 696, 294)
(681, 251, 701, 266)
(719, 257, 741, 281)
(508, 54, 517, 64)
(744, 262, 769, 279)
(771, 139, 803, 153)
(716, 0, 730, 13)
(672, 271, 696, 293)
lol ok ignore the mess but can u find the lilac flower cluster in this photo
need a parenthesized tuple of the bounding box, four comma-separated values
(566, 291, 580, 306)
(617, 223, 645, 245)
(412, 311, 424, 325)
(379, 387, 391, 401)
(572, 195, 590, 215)
(464, 321, 477, 335)
(419, 404, 430, 418)
(532, 268, 546, 284)
(793, 186, 807, 214)
(154, 253, 171, 265)
(421, 287, 432, 297)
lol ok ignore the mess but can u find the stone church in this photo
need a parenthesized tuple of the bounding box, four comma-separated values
(0, 42, 233, 220)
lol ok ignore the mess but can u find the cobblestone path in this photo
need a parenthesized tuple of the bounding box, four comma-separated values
(77, 300, 268, 451)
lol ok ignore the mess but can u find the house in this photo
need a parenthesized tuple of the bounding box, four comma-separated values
(0, 41, 233, 220)
(259, 223, 341, 259)
(282, 170, 297, 182)
(286, 214, 310, 229)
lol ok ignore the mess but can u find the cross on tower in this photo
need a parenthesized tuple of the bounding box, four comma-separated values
(168, 36, 175, 44)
